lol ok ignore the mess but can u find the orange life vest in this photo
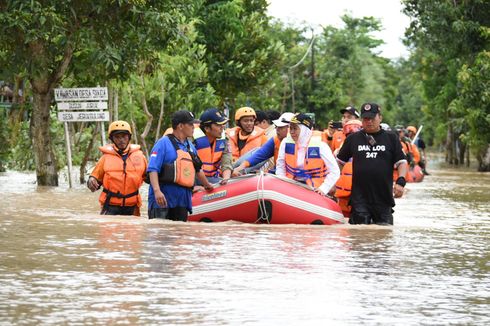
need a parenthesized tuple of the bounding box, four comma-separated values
(159, 135, 196, 188)
(193, 128, 226, 177)
(325, 130, 345, 152)
(335, 160, 353, 198)
(98, 144, 146, 208)
(226, 126, 266, 161)
(273, 136, 281, 164)
(284, 136, 327, 188)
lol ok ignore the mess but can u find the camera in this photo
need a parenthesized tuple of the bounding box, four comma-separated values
(331, 121, 343, 129)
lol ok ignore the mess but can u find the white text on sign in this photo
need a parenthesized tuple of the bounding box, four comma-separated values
(54, 87, 108, 101)
(58, 111, 110, 122)
(57, 102, 108, 110)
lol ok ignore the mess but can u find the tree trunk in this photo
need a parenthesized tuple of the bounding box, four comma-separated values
(445, 125, 454, 164)
(30, 91, 59, 186)
(477, 144, 490, 172)
(155, 83, 165, 142)
(79, 124, 98, 184)
(459, 140, 466, 166)
(138, 75, 153, 157)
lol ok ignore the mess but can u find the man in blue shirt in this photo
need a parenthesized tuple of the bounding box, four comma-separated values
(233, 112, 294, 175)
(147, 110, 213, 221)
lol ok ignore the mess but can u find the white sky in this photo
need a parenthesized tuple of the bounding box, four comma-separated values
(267, 0, 411, 59)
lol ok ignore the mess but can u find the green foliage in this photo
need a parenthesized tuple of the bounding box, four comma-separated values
(197, 0, 285, 102)
(458, 50, 490, 163)
(403, 0, 490, 167)
(7, 121, 35, 171)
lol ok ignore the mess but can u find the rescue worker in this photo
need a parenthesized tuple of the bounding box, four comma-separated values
(334, 119, 363, 217)
(226, 107, 268, 162)
(87, 120, 147, 216)
(396, 125, 420, 168)
(147, 110, 213, 222)
(337, 103, 408, 225)
(324, 106, 360, 152)
(233, 112, 295, 175)
(276, 113, 340, 196)
(193, 108, 233, 184)
(255, 110, 277, 139)
(407, 125, 430, 175)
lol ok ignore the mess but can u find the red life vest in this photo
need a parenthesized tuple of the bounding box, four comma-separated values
(284, 136, 327, 188)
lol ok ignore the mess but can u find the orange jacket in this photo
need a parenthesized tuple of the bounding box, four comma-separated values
(226, 126, 267, 161)
(401, 140, 420, 165)
(91, 144, 147, 208)
(193, 128, 226, 177)
(284, 137, 327, 188)
(335, 161, 353, 198)
(325, 130, 345, 152)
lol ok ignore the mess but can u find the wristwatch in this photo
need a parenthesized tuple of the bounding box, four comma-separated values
(396, 176, 406, 187)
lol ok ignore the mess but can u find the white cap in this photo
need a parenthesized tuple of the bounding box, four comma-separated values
(272, 112, 295, 127)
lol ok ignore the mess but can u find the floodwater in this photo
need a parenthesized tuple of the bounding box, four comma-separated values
(0, 160, 489, 325)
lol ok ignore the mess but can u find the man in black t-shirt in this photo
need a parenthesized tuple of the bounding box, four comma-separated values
(337, 103, 408, 225)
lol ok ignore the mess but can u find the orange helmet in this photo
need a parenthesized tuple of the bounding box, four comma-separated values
(407, 126, 417, 134)
(108, 120, 132, 137)
(235, 107, 256, 121)
(343, 119, 362, 136)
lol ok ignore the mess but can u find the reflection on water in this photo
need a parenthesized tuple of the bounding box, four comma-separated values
(0, 162, 489, 325)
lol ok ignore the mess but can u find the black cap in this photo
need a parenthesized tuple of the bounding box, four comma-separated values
(200, 108, 228, 125)
(360, 103, 381, 118)
(172, 110, 199, 126)
(340, 106, 360, 118)
(290, 113, 313, 129)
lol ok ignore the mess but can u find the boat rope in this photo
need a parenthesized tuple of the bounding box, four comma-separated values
(255, 171, 270, 223)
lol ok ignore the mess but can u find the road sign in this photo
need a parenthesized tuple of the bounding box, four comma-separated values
(0, 102, 12, 109)
(54, 87, 108, 101)
(57, 101, 108, 110)
(58, 111, 109, 122)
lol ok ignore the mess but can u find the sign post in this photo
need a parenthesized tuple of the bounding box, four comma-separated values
(55, 87, 109, 188)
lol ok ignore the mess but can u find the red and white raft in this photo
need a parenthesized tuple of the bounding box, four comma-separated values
(189, 173, 345, 225)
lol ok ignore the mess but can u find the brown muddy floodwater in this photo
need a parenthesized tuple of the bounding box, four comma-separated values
(0, 159, 489, 325)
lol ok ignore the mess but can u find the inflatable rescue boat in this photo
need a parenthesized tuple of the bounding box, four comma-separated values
(189, 173, 345, 225)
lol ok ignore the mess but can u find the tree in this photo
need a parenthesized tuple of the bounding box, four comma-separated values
(0, 0, 196, 185)
(403, 0, 490, 168)
(196, 0, 284, 110)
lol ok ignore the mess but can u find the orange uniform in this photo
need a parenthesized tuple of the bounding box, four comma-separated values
(91, 144, 147, 214)
(226, 126, 267, 161)
(325, 130, 345, 152)
(284, 137, 327, 188)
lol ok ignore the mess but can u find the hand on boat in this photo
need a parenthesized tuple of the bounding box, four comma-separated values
(219, 178, 229, 185)
(193, 186, 205, 193)
(314, 188, 326, 196)
(204, 183, 214, 191)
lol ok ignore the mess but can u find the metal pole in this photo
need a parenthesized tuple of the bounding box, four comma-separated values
(63, 121, 73, 188)
(100, 121, 106, 145)
(411, 125, 423, 145)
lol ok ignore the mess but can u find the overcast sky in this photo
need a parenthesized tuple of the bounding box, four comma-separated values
(267, 0, 411, 59)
